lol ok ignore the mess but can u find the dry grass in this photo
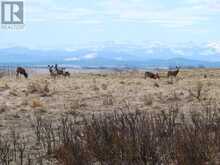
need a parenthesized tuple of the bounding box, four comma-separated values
(36, 107, 220, 165)
(27, 80, 51, 96)
(30, 98, 44, 108)
(143, 94, 153, 106)
(0, 68, 220, 164)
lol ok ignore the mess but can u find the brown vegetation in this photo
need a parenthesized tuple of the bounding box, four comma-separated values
(0, 68, 220, 164)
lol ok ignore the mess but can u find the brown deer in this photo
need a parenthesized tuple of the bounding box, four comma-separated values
(16, 67, 28, 78)
(167, 66, 180, 78)
(145, 72, 160, 79)
(48, 65, 57, 79)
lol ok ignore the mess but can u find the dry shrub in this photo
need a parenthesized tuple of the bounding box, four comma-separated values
(101, 83, 108, 90)
(0, 103, 8, 113)
(189, 81, 204, 101)
(167, 77, 174, 85)
(70, 100, 81, 110)
(55, 143, 89, 165)
(0, 130, 29, 165)
(1, 103, 220, 164)
(49, 106, 220, 165)
(69, 99, 86, 111)
(27, 82, 39, 93)
(167, 91, 181, 102)
(20, 99, 28, 106)
(31, 99, 43, 108)
(156, 92, 166, 103)
(9, 89, 19, 96)
(27, 80, 50, 96)
(143, 94, 153, 106)
(154, 82, 160, 88)
(120, 81, 125, 84)
(103, 94, 114, 106)
(0, 83, 9, 91)
(4, 83, 9, 89)
(91, 79, 99, 91)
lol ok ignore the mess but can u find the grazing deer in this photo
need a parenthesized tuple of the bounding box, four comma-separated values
(16, 67, 28, 78)
(48, 65, 57, 79)
(145, 72, 160, 79)
(167, 66, 180, 78)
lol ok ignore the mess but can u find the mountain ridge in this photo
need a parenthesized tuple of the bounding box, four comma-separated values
(1, 44, 220, 68)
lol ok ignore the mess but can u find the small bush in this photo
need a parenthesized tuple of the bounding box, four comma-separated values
(103, 94, 114, 106)
(143, 94, 153, 105)
(0, 103, 8, 114)
(69, 99, 85, 110)
(154, 82, 160, 88)
(101, 83, 108, 90)
(189, 81, 204, 101)
(31, 99, 43, 108)
(27, 80, 50, 96)
(91, 79, 99, 91)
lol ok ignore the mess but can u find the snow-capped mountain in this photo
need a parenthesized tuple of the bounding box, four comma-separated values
(1, 42, 220, 68)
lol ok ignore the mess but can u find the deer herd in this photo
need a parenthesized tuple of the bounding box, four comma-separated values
(16, 64, 70, 79)
(48, 64, 70, 79)
(144, 66, 180, 79)
(15, 65, 181, 80)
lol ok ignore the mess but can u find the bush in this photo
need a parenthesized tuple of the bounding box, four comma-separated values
(143, 94, 153, 105)
(27, 80, 50, 96)
(1, 105, 220, 164)
(37, 107, 220, 165)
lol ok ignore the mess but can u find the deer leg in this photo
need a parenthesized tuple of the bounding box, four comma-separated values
(16, 72, 19, 79)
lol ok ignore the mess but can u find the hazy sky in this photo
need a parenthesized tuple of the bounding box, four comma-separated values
(1, 0, 220, 49)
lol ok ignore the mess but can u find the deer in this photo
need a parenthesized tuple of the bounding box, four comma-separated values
(16, 67, 28, 79)
(48, 65, 58, 79)
(144, 71, 160, 79)
(63, 71, 70, 77)
(54, 64, 65, 76)
(54, 64, 70, 77)
(167, 66, 180, 78)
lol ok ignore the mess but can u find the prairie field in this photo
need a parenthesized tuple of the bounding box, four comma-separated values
(0, 68, 220, 164)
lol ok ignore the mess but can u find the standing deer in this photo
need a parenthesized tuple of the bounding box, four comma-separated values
(16, 67, 28, 78)
(145, 72, 160, 79)
(167, 66, 180, 78)
(54, 64, 70, 77)
(54, 64, 64, 76)
(48, 65, 57, 79)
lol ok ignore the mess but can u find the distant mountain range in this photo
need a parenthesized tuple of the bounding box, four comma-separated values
(1, 43, 220, 68)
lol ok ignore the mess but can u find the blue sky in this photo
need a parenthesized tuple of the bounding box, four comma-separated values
(1, 0, 220, 49)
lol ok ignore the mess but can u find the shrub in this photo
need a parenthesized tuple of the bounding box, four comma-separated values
(143, 94, 153, 106)
(103, 94, 114, 106)
(1, 105, 220, 164)
(27, 80, 50, 96)
(189, 81, 204, 101)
